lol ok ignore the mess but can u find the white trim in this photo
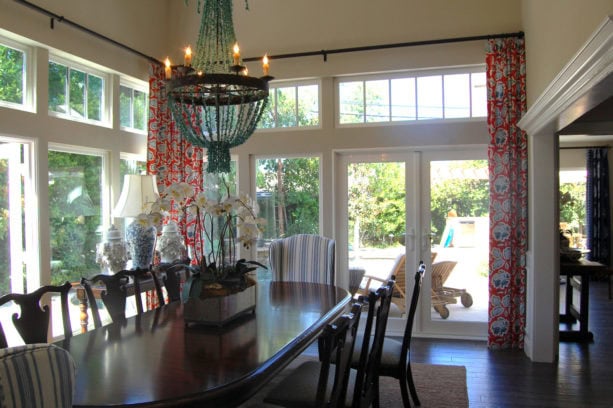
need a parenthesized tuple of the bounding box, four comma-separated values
(519, 16, 613, 135)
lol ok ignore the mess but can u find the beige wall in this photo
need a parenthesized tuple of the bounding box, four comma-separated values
(521, 0, 613, 107)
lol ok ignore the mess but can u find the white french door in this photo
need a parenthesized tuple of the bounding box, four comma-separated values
(336, 147, 488, 339)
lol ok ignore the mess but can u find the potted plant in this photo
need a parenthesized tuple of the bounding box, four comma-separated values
(146, 178, 266, 325)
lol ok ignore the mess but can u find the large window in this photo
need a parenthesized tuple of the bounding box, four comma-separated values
(48, 59, 106, 124)
(258, 81, 320, 129)
(255, 157, 320, 266)
(48, 149, 104, 285)
(0, 39, 32, 111)
(338, 67, 486, 125)
(119, 82, 148, 132)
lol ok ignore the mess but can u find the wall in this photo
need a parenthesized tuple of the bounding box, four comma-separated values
(521, 0, 613, 107)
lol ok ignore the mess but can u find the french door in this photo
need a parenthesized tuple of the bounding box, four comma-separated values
(337, 147, 488, 339)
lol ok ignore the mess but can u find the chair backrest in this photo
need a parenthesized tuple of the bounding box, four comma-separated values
(399, 261, 426, 367)
(0, 343, 76, 408)
(0, 282, 72, 348)
(81, 268, 162, 328)
(390, 253, 406, 298)
(154, 260, 189, 303)
(352, 279, 394, 407)
(431, 261, 457, 290)
(316, 301, 363, 407)
(269, 234, 335, 285)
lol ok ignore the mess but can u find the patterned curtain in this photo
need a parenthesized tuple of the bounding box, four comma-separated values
(586, 148, 610, 266)
(486, 37, 528, 350)
(146, 62, 205, 307)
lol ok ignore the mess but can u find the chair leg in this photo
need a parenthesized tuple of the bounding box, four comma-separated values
(399, 376, 411, 408)
(406, 363, 420, 406)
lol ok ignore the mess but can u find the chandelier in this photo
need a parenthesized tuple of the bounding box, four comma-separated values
(165, 0, 273, 173)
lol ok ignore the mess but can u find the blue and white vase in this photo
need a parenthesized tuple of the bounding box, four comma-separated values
(127, 222, 157, 269)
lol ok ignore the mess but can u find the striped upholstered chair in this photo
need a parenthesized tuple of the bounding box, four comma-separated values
(0, 343, 76, 407)
(268, 234, 336, 285)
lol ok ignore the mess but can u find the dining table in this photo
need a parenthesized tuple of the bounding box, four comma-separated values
(57, 280, 351, 407)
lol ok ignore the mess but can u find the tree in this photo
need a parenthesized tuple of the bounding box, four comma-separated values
(0, 45, 24, 104)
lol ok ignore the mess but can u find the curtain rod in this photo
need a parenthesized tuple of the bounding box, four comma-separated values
(14, 0, 162, 65)
(15, 0, 523, 65)
(560, 145, 611, 150)
(243, 31, 525, 62)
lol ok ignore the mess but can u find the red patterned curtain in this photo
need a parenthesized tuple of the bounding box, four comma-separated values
(146, 63, 205, 308)
(486, 37, 527, 349)
(147, 62, 204, 235)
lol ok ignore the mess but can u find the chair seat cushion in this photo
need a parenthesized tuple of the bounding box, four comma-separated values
(351, 334, 403, 377)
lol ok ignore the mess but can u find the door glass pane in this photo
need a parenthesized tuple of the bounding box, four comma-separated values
(347, 162, 407, 315)
(255, 157, 320, 268)
(430, 159, 488, 322)
(49, 150, 103, 285)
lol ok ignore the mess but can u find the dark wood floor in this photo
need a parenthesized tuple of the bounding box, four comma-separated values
(407, 279, 613, 407)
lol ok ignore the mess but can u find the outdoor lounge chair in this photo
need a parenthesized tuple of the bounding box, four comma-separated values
(431, 260, 473, 319)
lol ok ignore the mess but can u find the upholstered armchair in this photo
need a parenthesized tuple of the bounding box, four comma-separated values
(268, 234, 335, 285)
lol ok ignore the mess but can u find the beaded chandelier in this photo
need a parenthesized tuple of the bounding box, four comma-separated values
(166, 0, 272, 173)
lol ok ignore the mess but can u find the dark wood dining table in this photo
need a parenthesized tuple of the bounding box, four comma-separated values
(58, 280, 351, 407)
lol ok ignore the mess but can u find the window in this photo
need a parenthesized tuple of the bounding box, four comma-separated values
(255, 157, 320, 267)
(0, 38, 32, 111)
(560, 169, 587, 249)
(48, 149, 104, 285)
(338, 68, 486, 125)
(258, 81, 320, 129)
(48, 59, 106, 124)
(120, 82, 148, 132)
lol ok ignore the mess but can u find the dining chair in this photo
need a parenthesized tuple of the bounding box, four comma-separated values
(0, 343, 76, 408)
(263, 301, 364, 407)
(0, 282, 73, 348)
(154, 259, 190, 302)
(81, 268, 164, 328)
(269, 234, 336, 285)
(353, 262, 425, 407)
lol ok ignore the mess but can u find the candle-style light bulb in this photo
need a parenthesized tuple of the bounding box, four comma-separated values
(262, 54, 270, 76)
(233, 43, 240, 65)
(184, 46, 192, 67)
(164, 57, 172, 79)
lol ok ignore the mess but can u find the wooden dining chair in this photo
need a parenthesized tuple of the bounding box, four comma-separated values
(269, 234, 336, 285)
(154, 259, 190, 302)
(0, 282, 73, 348)
(81, 268, 164, 328)
(352, 261, 425, 407)
(263, 301, 363, 407)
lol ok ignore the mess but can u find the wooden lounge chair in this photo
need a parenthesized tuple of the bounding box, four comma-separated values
(431, 260, 473, 319)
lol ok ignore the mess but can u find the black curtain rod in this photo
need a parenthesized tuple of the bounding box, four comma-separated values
(14, 0, 162, 65)
(243, 31, 525, 62)
(560, 145, 611, 150)
(15, 0, 523, 66)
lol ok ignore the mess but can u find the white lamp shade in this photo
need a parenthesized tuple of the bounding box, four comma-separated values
(113, 175, 160, 218)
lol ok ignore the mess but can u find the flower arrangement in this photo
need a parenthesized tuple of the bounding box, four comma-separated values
(144, 178, 266, 299)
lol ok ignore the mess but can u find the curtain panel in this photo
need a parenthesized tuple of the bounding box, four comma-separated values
(586, 148, 611, 266)
(486, 37, 528, 350)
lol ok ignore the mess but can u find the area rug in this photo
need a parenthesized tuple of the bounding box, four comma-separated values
(239, 355, 468, 408)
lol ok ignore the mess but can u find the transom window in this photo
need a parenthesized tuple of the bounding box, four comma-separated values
(338, 67, 486, 125)
(119, 81, 148, 133)
(0, 38, 32, 111)
(258, 81, 320, 130)
(48, 58, 107, 125)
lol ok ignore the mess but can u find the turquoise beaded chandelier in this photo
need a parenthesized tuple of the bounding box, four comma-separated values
(166, 0, 272, 173)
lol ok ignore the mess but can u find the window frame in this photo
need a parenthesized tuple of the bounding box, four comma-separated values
(256, 79, 322, 132)
(336, 65, 487, 127)
(0, 35, 35, 112)
(47, 54, 111, 127)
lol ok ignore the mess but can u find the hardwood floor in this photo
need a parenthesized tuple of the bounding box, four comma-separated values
(407, 279, 613, 407)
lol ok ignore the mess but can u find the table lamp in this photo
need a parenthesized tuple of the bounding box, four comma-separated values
(113, 175, 159, 269)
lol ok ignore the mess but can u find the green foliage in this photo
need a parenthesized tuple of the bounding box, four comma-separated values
(256, 158, 319, 237)
(430, 160, 489, 243)
(0, 45, 24, 104)
(259, 85, 319, 129)
(348, 162, 405, 247)
(560, 181, 586, 234)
